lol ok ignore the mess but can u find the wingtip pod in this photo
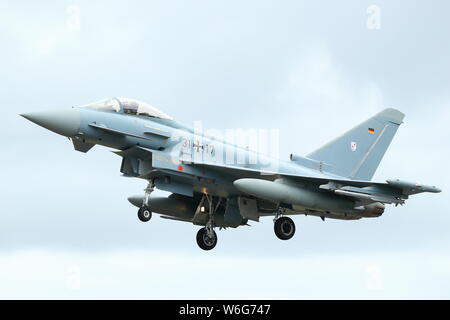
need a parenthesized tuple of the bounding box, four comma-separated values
(378, 108, 405, 125)
(424, 185, 441, 193)
(386, 179, 442, 194)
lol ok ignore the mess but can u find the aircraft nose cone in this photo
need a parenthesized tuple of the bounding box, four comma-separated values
(21, 109, 80, 137)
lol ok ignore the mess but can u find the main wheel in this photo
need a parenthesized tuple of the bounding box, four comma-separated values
(138, 206, 152, 222)
(196, 228, 217, 250)
(274, 217, 296, 240)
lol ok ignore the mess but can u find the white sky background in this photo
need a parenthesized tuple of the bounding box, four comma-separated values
(0, 0, 449, 299)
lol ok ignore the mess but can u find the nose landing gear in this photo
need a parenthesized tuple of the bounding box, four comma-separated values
(137, 178, 155, 223)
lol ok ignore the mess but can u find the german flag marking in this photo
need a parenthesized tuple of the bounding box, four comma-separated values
(368, 128, 375, 134)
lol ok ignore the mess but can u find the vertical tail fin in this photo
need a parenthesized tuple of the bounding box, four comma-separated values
(307, 108, 405, 181)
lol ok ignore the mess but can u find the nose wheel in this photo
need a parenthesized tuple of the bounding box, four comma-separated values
(274, 216, 296, 240)
(138, 206, 152, 222)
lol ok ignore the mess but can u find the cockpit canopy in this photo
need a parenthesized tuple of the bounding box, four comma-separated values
(81, 97, 173, 120)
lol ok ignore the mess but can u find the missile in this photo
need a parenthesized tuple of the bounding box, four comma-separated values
(233, 178, 355, 212)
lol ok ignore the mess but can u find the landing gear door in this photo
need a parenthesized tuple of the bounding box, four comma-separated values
(238, 197, 259, 222)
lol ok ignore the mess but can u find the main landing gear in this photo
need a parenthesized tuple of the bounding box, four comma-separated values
(138, 179, 155, 222)
(273, 209, 296, 240)
(196, 194, 220, 251)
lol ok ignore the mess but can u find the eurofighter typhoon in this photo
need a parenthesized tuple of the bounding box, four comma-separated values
(21, 98, 441, 250)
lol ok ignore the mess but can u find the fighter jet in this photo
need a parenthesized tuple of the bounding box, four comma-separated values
(21, 98, 441, 250)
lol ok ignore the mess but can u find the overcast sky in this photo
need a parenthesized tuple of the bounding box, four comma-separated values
(1, 0, 449, 299)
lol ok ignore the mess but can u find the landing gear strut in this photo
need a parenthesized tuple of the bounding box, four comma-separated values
(196, 194, 220, 250)
(274, 208, 296, 240)
(138, 178, 155, 222)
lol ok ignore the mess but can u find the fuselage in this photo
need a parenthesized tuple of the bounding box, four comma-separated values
(78, 107, 348, 186)
(78, 107, 340, 178)
(75, 106, 369, 219)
